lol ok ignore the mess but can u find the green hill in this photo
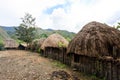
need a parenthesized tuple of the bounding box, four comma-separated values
(2, 26, 76, 42)
(0, 26, 11, 43)
(35, 28, 76, 41)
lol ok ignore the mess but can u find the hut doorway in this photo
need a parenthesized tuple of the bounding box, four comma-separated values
(74, 54, 79, 63)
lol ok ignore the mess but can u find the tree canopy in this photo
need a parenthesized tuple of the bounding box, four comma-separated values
(117, 22, 120, 29)
(15, 13, 36, 45)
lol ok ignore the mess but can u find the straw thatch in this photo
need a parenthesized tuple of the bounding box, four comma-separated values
(4, 39, 18, 49)
(30, 38, 46, 50)
(67, 21, 120, 58)
(37, 38, 46, 48)
(41, 33, 69, 50)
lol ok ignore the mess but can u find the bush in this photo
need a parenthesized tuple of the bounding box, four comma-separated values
(37, 48, 41, 53)
(52, 60, 67, 69)
(58, 42, 66, 47)
(0, 43, 4, 51)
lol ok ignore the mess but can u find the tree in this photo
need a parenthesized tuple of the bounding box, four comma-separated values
(116, 23, 120, 29)
(40, 33, 48, 38)
(15, 13, 36, 47)
(117, 22, 120, 29)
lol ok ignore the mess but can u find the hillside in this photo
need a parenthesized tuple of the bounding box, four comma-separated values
(2, 26, 76, 41)
(0, 26, 11, 43)
(30, 28, 75, 41)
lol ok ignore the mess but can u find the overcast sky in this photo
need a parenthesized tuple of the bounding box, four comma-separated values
(0, 0, 120, 32)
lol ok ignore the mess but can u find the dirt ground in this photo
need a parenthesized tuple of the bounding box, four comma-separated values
(0, 50, 91, 80)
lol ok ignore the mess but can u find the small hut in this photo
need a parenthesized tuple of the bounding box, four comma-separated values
(4, 39, 18, 49)
(18, 43, 27, 50)
(67, 21, 120, 80)
(30, 38, 46, 52)
(41, 33, 70, 64)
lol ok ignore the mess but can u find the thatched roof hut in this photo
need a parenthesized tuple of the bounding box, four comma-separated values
(30, 38, 46, 51)
(67, 21, 120, 58)
(37, 38, 46, 48)
(18, 43, 27, 50)
(41, 33, 69, 50)
(4, 39, 18, 49)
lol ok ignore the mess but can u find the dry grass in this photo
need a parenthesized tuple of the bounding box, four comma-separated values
(41, 33, 69, 50)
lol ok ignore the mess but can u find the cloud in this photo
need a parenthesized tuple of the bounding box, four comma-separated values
(0, 0, 120, 32)
(0, 0, 66, 25)
(41, 0, 120, 32)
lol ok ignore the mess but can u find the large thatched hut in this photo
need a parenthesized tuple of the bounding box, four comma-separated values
(4, 39, 18, 49)
(41, 33, 70, 64)
(67, 21, 120, 80)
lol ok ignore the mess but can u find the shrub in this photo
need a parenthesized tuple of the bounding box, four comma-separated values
(0, 42, 4, 51)
(52, 60, 67, 69)
(37, 48, 41, 53)
(58, 42, 66, 47)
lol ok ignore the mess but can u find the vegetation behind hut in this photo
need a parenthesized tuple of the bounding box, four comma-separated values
(2, 26, 76, 42)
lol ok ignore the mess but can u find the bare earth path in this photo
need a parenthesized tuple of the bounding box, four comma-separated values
(0, 50, 91, 80)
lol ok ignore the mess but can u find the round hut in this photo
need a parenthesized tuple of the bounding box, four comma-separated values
(4, 39, 19, 49)
(41, 33, 69, 63)
(30, 38, 46, 52)
(67, 21, 120, 80)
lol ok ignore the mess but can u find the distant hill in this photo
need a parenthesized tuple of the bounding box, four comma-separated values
(0, 26, 11, 43)
(2, 26, 76, 41)
(1, 26, 15, 32)
(34, 28, 76, 41)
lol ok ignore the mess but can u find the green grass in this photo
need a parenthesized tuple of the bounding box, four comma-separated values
(52, 60, 67, 69)
(0, 38, 3, 44)
(89, 74, 105, 80)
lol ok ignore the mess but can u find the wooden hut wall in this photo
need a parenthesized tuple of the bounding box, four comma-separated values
(44, 48, 48, 57)
(71, 53, 120, 80)
(44, 47, 71, 65)
(71, 55, 97, 74)
(62, 48, 71, 65)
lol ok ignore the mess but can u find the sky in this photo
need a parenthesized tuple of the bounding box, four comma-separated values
(0, 0, 120, 32)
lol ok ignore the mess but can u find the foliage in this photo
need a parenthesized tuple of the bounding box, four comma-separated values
(0, 42, 4, 51)
(2, 26, 75, 41)
(16, 39, 24, 44)
(116, 22, 120, 29)
(66, 37, 71, 42)
(15, 13, 36, 45)
(56, 30, 75, 40)
(37, 48, 41, 53)
(40, 33, 48, 38)
(52, 60, 67, 69)
(58, 42, 66, 47)
(90, 75, 105, 80)
(0, 26, 11, 40)
(35, 28, 75, 40)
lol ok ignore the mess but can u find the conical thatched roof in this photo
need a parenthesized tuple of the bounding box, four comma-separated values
(37, 38, 46, 47)
(41, 33, 69, 50)
(67, 21, 120, 58)
(4, 39, 19, 48)
(30, 38, 46, 50)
